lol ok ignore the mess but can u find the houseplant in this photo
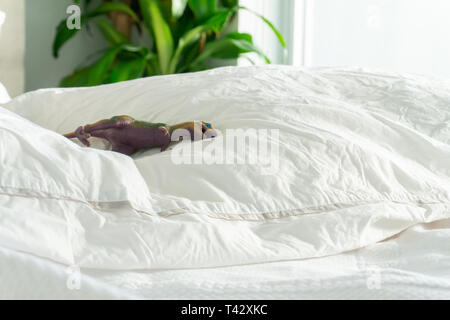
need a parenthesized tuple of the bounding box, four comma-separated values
(53, 0, 286, 87)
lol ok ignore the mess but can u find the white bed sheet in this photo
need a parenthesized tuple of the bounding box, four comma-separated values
(2, 218, 449, 300)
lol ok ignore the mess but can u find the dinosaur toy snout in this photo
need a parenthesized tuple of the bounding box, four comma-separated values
(201, 121, 217, 139)
(206, 130, 217, 139)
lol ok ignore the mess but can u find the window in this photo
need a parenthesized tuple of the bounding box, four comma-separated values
(241, 0, 450, 78)
(304, 0, 450, 78)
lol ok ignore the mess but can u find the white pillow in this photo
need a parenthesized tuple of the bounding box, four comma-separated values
(0, 82, 10, 104)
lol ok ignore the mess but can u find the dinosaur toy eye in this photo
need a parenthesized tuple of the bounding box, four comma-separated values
(205, 123, 211, 128)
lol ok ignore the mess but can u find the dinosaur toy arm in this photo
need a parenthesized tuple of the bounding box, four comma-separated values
(64, 116, 134, 147)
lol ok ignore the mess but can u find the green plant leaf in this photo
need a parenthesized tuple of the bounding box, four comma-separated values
(120, 43, 151, 55)
(61, 45, 121, 87)
(189, 33, 270, 68)
(188, 64, 211, 72)
(172, 0, 189, 19)
(96, 19, 129, 46)
(168, 8, 235, 72)
(146, 57, 161, 76)
(220, 32, 257, 59)
(53, 16, 85, 58)
(60, 64, 93, 87)
(139, 0, 174, 74)
(86, 46, 123, 86)
(61, 43, 156, 87)
(239, 6, 287, 49)
(168, 25, 203, 73)
(220, 0, 237, 8)
(109, 56, 147, 83)
(204, 7, 236, 33)
(188, 0, 216, 19)
(89, 2, 140, 22)
(53, 2, 139, 58)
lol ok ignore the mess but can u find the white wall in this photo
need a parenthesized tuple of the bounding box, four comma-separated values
(301, 0, 450, 78)
(0, 0, 25, 98)
(0, 0, 107, 94)
(25, 0, 106, 92)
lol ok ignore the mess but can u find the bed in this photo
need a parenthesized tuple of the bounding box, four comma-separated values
(1, 65, 449, 299)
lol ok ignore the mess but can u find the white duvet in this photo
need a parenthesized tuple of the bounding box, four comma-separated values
(1, 66, 450, 272)
(3, 219, 450, 299)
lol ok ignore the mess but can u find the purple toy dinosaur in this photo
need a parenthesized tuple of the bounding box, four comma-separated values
(64, 115, 217, 156)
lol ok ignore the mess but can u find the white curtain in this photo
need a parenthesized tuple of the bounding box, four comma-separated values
(0, 0, 25, 98)
(240, 0, 450, 79)
(296, 0, 450, 78)
(238, 0, 296, 65)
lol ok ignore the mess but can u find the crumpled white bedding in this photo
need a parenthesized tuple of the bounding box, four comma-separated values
(2, 218, 450, 299)
(1, 66, 450, 276)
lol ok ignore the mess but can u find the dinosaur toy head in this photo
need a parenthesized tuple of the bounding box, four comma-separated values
(201, 122, 217, 139)
(170, 121, 217, 141)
